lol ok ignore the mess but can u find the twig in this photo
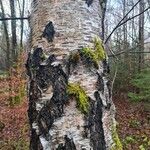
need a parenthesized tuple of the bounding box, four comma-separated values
(111, 65, 118, 96)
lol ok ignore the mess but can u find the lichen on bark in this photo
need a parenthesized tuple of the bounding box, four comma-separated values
(111, 125, 123, 150)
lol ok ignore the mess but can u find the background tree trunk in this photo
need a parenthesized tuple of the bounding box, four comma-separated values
(27, 0, 116, 149)
(0, 0, 10, 70)
(9, 0, 17, 62)
(138, 0, 145, 72)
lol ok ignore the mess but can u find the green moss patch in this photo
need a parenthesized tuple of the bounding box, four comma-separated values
(67, 83, 89, 114)
(81, 37, 106, 69)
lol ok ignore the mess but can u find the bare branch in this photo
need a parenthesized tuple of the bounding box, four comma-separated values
(116, 7, 150, 29)
(0, 17, 29, 21)
(105, 0, 141, 44)
(108, 51, 150, 57)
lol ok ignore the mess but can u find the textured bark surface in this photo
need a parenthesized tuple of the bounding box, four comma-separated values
(27, 0, 116, 150)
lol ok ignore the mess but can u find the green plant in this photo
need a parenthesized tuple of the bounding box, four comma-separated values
(139, 144, 146, 150)
(0, 138, 29, 150)
(123, 135, 137, 144)
(123, 134, 150, 150)
(139, 135, 150, 150)
(15, 138, 29, 150)
(110, 60, 132, 93)
(0, 71, 8, 79)
(128, 69, 150, 102)
(67, 83, 89, 114)
(0, 121, 5, 132)
(129, 119, 141, 128)
(9, 85, 26, 106)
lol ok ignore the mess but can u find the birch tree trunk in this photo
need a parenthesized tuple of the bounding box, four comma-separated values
(26, 0, 118, 150)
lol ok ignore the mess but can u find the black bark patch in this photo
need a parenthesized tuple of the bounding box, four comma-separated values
(42, 21, 55, 42)
(46, 54, 56, 65)
(56, 135, 76, 150)
(26, 48, 68, 149)
(32, 47, 43, 66)
(86, 0, 94, 7)
(30, 129, 42, 150)
(87, 91, 106, 150)
(38, 105, 54, 137)
(26, 47, 44, 77)
(28, 80, 41, 125)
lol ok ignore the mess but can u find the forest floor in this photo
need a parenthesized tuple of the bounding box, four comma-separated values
(0, 78, 29, 150)
(0, 77, 150, 150)
(114, 94, 150, 150)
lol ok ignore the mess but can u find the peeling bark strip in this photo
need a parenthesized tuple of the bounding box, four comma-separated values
(28, 0, 116, 149)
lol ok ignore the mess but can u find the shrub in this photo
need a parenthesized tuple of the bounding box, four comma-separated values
(128, 69, 150, 102)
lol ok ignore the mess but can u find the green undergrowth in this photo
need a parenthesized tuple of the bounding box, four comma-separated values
(128, 69, 150, 102)
(0, 138, 29, 150)
(0, 121, 29, 150)
(111, 125, 123, 150)
(67, 83, 89, 114)
(123, 134, 150, 150)
(81, 37, 106, 68)
(9, 85, 26, 106)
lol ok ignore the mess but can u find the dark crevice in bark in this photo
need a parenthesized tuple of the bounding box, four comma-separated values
(87, 92, 106, 150)
(42, 21, 55, 42)
(96, 73, 104, 93)
(30, 129, 43, 150)
(105, 80, 112, 110)
(85, 0, 94, 7)
(107, 80, 112, 99)
(94, 91, 106, 150)
(57, 135, 76, 150)
(102, 59, 110, 74)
